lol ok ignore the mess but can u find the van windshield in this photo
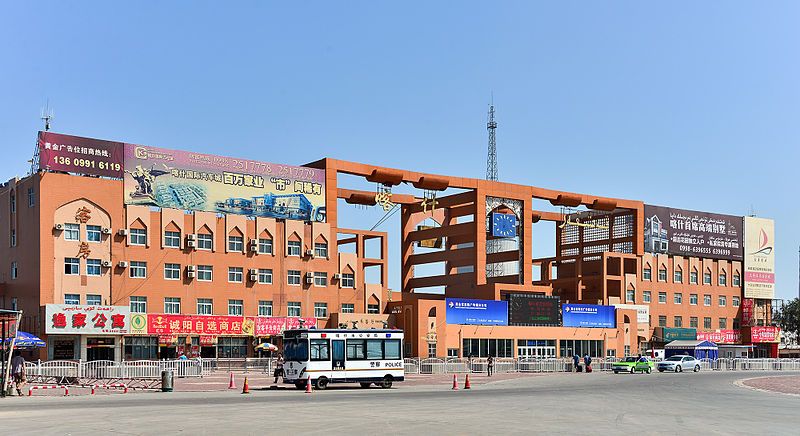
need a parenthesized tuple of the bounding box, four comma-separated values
(284, 338, 309, 362)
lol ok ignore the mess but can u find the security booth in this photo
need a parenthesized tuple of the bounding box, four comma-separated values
(665, 340, 719, 360)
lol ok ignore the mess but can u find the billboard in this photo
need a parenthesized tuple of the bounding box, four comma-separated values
(656, 327, 697, 341)
(147, 314, 255, 336)
(123, 144, 326, 222)
(643, 205, 742, 260)
(445, 298, 508, 326)
(251, 316, 318, 336)
(562, 304, 616, 328)
(748, 326, 780, 343)
(46, 304, 131, 334)
(506, 294, 560, 327)
(744, 217, 775, 299)
(697, 330, 742, 344)
(37, 131, 125, 178)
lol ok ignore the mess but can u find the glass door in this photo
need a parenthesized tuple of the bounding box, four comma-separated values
(332, 340, 345, 370)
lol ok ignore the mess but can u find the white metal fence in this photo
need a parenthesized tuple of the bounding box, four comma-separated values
(24, 359, 203, 380)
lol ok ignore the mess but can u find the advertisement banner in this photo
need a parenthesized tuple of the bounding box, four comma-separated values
(250, 317, 318, 336)
(147, 314, 255, 336)
(696, 330, 742, 344)
(657, 327, 697, 341)
(507, 294, 561, 327)
(445, 298, 509, 326)
(644, 205, 742, 260)
(748, 326, 780, 343)
(562, 304, 616, 328)
(37, 132, 125, 178)
(123, 144, 326, 222)
(741, 298, 754, 326)
(46, 304, 131, 335)
(744, 217, 775, 299)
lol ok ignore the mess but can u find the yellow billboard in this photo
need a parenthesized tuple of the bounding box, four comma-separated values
(744, 216, 775, 299)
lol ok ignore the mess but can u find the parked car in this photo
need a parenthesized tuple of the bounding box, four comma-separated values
(657, 355, 701, 373)
(612, 357, 654, 374)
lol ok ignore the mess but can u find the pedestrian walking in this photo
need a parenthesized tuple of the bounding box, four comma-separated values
(273, 353, 285, 384)
(487, 355, 494, 377)
(11, 351, 26, 396)
(468, 353, 474, 373)
(572, 354, 580, 373)
(584, 354, 592, 373)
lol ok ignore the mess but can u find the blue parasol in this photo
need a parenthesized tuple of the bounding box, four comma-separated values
(4, 331, 45, 348)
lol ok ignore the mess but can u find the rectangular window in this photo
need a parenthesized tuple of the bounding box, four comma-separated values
(674, 293, 682, 304)
(690, 271, 698, 284)
(11, 261, 18, 279)
(65, 294, 80, 305)
(86, 259, 101, 276)
(197, 298, 213, 315)
(64, 223, 80, 241)
(719, 318, 727, 329)
(311, 339, 330, 361)
(367, 304, 380, 314)
(10, 193, 15, 213)
(625, 289, 635, 303)
(258, 268, 273, 284)
(130, 261, 147, 278)
(197, 233, 213, 250)
(428, 342, 437, 358)
(341, 303, 355, 314)
(287, 270, 301, 286)
(642, 291, 651, 303)
(674, 316, 683, 328)
(164, 231, 181, 248)
(258, 238, 273, 254)
(164, 263, 181, 280)
(228, 300, 244, 316)
(732, 296, 740, 307)
(87, 225, 102, 242)
(643, 267, 651, 281)
(287, 240, 301, 256)
(704, 317, 712, 329)
(718, 296, 727, 307)
(228, 235, 243, 252)
(658, 292, 667, 304)
(367, 339, 383, 359)
(130, 296, 147, 313)
(65, 257, 80, 275)
(385, 339, 401, 360)
(10, 228, 15, 247)
(733, 318, 741, 329)
(658, 268, 667, 282)
(703, 272, 712, 285)
(287, 301, 301, 317)
(733, 274, 741, 286)
(165, 297, 181, 314)
(658, 316, 667, 327)
(704, 294, 711, 306)
(314, 242, 328, 258)
(690, 317, 698, 328)
(124, 336, 158, 360)
(341, 273, 355, 288)
(690, 294, 698, 305)
(674, 269, 683, 283)
(87, 294, 102, 306)
(347, 339, 367, 360)
(27, 187, 34, 207)
(228, 267, 243, 283)
(719, 273, 727, 286)
(313, 271, 327, 287)
(129, 228, 146, 246)
(197, 265, 213, 281)
(314, 302, 328, 318)
(258, 301, 273, 317)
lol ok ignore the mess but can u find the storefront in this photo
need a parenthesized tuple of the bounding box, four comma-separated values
(744, 326, 780, 358)
(45, 304, 131, 361)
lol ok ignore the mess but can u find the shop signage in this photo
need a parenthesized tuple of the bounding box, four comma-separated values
(46, 304, 130, 334)
(562, 304, 616, 328)
(199, 335, 217, 346)
(741, 298, 754, 326)
(147, 314, 255, 336)
(251, 317, 318, 336)
(158, 335, 178, 345)
(697, 330, 742, 344)
(123, 144, 326, 222)
(744, 217, 775, 300)
(749, 326, 780, 343)
(130, 313, 148, 335)
(658, 327, 697, 341)
(37, 131, 125, 178)
(445, 298, 508, 326)
(507, 294, 561, 327)
(643, 205, 742, 260)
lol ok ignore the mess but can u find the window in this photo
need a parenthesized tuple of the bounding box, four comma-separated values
(348, 339, 367, 360)
(287, 270, 301, 286)
(228, 299, 244, 316)
(703, 271, 712, 285)
(674, 268, 683, 283)
(228, 267, 243, 283)
(733, 273, 741, 287)
(130, 296, 147, 313)
(674, 293, 682, 304)
(129, 228, 146, 246)
(658, 316, 667, 327)
(258, 301, 273, 317)
(258, 268, 273, 284)
(218, 337, 247, 358)
(732, 296, 740, 307)
(658, 292, 667, 304)
(314, 302, 328, 318)
(65, 257, 80, 275)
(64, 294, 80, 305)
(164, 231, 181, 248)
(197, 233, 213, 250)
(313, 271, 327, 287)
(658, 267, 667, 282)
(704, 294, 711, 306)
(228, 235, 243, 252)
(341, 303, 355, 313)
(10, 193, 15, 213)
(719, 272, 727, 286)
(287, 301, 301, 317)
(310, 339, 330, 361)
(341, 273, 355, 288)
(428, 342, 437, 358)
(87, 294, 102, 306)
(718, 296, 727, 307)
(733, 318, 741, 329)
(690, 269, 698, 284)
(690, 317, 698, 328)
(643, 265, 651, 281)
(27, 187, 34, 207)
(164, 297, 181, 314)
(625, 289, 635, 303)
(87, 225, 102, 242)
(719, 318, 727, 329)
(86, 259, 101, 276)
(448, 348, 459, 358)
(125, 336, 157, 360)
(367, 304, 380, 314)
(258, 238, 273, 254)
(64, 223, 80, 241)
(643, 291, 651, 303)
(704, 317, 712, 329)
(10, 228, 15, 247)
(287, 240, 301, 256)
(674, 316, 683, 328)
(130, 261, 147, 278)
(385, 339, 401, 360)
(164, 263, 181, 280)
(197, 265, 213, 281)
(314, 242, 328, 258)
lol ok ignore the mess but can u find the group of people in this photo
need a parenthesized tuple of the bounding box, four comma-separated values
(572, 354, 593, 373)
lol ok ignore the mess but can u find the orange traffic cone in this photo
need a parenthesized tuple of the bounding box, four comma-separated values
(242, 377, 250, 394)
(452, 374, 459, 390)
(464, 373, 471, 389)
(305, 375, 312, 394)
(228, 373, 236, 389)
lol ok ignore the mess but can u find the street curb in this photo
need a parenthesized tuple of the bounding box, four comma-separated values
(734, 375, 800, 398)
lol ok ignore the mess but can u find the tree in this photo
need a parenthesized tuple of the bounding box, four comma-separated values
(774, 298, 800, 336)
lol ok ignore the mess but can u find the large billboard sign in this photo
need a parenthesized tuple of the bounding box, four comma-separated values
(744, 217, 775, 299)
(123, 144, 326, 222)
(445, 298, 509, 326)
(643, 205, 742, 260)
(562, 304, 616, 328)
(37, 131, 125, 178)
(147, 314, 255, 336)
(507, 294, 561, 327)
(697, 330, 742, 344)
(251, 316, 318, 336)
(748, 326, 780, 343)
(46, 304, 131, 334)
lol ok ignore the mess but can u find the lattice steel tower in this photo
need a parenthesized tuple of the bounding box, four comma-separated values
(486, 103, 498, 181)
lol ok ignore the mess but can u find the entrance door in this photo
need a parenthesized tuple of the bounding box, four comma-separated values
(87, 346, 114, 361)
(332, 340, 345, 371)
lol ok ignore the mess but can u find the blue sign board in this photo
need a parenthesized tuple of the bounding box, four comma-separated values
(446, 298, 508, 326)
(562, 304, 616, 328)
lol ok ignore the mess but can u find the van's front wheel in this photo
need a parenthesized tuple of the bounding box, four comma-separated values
(380, 375, 393, 389)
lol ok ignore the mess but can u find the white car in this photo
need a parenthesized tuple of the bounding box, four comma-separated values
(657, 355, 701, 373)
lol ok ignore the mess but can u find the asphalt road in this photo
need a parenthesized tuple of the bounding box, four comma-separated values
(2, 371, 798, 435)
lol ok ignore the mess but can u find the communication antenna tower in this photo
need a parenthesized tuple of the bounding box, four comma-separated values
(29, 103, 54, 175)
(485, 101, 498, 181)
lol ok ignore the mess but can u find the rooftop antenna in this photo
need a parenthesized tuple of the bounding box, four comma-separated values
(485, 95, 498, 182)
(748, 205, 756, 217)
(29, 102, 54, 175)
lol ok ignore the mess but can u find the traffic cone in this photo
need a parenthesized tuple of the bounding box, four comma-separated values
(241, 377, 250, 394)
(305, 375, 312, 394)
(228, 373, 236, 389)
(452, 374, 459, 390)
(464, 373, 471, 390)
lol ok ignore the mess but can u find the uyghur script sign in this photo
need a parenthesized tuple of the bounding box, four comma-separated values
(644, 205, 742, 260)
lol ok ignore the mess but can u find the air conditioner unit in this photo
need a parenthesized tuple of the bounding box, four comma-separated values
(186, 234, 196, 241)
(54, 223, 64, 231)
(333, 273, 341, 280)
(248, 239, 258, 251)
(305, 249, 314, 257)
(117, 261, 128, 268)
(118, 229, 128, 236)
(248, 268, 257, 275)
(187, 240, 197, 248)
(305, 276, 314, 284)
(186, 265, 196, 272)
(187, 271, 196, 278)
(101, 260, 112, 268)
(249, 273, 258, 282)
(306, 272, 313, 278)
(101, 227, 112, 235)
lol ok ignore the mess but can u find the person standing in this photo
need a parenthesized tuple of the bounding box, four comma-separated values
(573, 354, 580, 373)
(584, 354, 592, 373)
(273, 353, 285, 384)
(11, 352, 26, 396)
(487, 355, 494, 377)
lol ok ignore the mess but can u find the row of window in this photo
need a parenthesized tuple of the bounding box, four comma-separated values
(8, 188, 35, 212)
(626, 289, 740, 307)
(126, 296, 380, 316)
(63, 223, 105, 242)
(643, 265, 740, 287)
(657, 315, 739, 330)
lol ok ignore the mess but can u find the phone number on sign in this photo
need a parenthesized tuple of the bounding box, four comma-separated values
(52, 155, 122, 172)
(678, 245, 732, 257)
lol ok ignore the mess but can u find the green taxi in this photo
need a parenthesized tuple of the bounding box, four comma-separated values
(611, 357, 654, 374)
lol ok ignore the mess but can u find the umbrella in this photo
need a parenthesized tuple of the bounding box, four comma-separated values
(255, 342, 278, 352)
(4, 331, 45, 348)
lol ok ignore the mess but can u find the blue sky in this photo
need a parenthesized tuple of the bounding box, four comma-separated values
(1, 2, 798, 299)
